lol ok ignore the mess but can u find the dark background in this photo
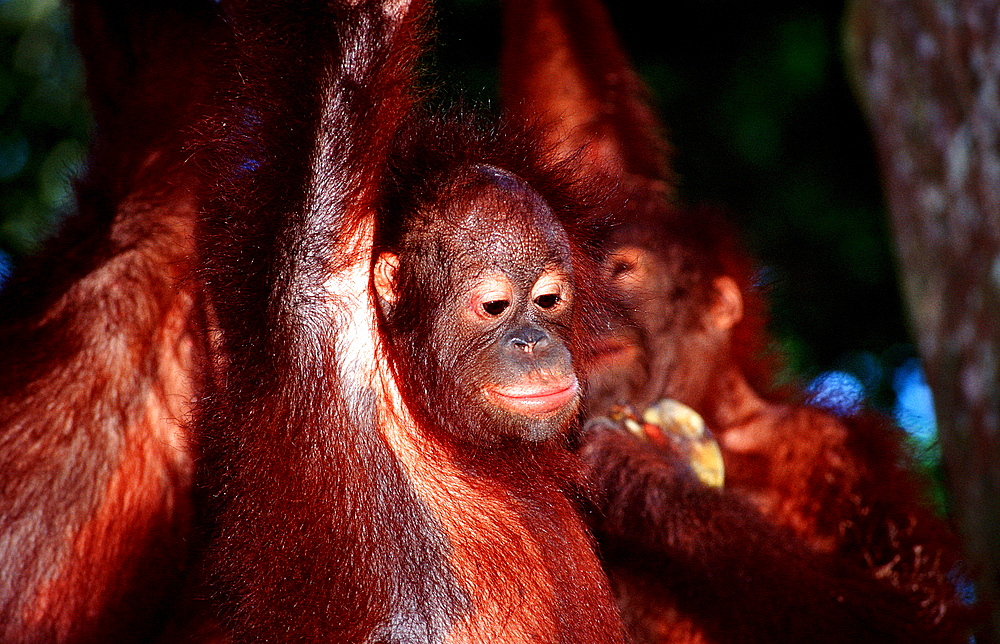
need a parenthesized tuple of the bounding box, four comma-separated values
(0, 0, 924, 427)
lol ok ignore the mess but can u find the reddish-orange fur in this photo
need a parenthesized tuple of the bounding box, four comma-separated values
(1, 1, 627, 640)
(0, 2, 219, 640)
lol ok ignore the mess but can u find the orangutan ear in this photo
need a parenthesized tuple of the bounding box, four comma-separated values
(707, 275, 743, 332)
(374, 252, 400, 304)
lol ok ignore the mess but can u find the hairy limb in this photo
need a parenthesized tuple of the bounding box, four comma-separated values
(580, 427, 956, 644)
(0, 1, 221, 640)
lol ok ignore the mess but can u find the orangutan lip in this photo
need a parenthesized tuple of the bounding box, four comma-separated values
(487, 378, 580, 417)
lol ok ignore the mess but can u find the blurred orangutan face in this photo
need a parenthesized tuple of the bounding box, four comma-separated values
(584, 237, 728, 417)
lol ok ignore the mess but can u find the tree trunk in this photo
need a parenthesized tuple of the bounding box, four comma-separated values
(846, 1, 1000, 640)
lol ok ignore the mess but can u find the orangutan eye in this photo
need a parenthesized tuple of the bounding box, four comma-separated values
(482, 300, 510, 316)
(470, 274, 514, 321)
(534, 293, 560, 309)
(610, 259, 634, 279)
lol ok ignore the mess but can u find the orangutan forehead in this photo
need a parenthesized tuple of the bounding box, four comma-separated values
(408, 168, 572, 272)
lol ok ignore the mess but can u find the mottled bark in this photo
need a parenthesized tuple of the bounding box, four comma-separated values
(846, 1, 1000, 639)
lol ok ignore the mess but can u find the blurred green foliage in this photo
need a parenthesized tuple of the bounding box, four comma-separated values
(0, 0, 88, 258)
(1, 0, 922, 422)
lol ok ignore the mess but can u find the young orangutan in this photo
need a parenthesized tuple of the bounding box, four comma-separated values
(189, 1, 625, 640)
(581, 213, 969, 643)
(501, 0, 972, 642)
